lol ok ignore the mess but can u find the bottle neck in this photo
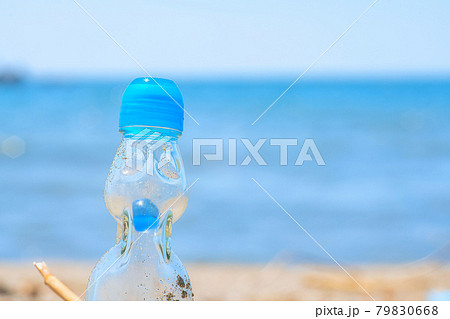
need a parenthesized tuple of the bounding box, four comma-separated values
(119, 208, 173, 263)
(120, 126, 181, 141)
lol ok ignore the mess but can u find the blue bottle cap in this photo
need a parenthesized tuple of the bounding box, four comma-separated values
(119, 77, 184, 133)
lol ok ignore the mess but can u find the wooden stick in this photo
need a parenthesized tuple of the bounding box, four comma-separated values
(33, 261, 79, 301)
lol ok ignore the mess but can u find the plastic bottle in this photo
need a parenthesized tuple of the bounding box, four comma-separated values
(85, 77, 193, 301)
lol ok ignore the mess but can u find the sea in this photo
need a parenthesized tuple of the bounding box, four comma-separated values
(1, 77, 449, 264)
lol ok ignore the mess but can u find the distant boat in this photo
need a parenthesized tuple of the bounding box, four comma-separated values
(0, 69, 24, 84)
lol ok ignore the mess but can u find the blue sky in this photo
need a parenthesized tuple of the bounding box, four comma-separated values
(1, 0, 449, 77)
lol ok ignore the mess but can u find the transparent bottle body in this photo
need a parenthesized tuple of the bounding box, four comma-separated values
(85, 127, 193, 301)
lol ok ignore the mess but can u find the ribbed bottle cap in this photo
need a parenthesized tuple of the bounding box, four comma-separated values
(119, 77, 184, 133)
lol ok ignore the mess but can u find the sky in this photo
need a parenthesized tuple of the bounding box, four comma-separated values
(1, 0, 449, 78)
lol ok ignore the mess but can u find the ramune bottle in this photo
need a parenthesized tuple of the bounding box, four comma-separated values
(85, 77, 193, 301)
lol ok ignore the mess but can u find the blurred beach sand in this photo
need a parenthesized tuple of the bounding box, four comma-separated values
(0, 262, 448, 301)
